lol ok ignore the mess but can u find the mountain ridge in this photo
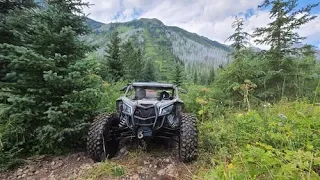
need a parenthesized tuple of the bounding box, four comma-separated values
(86, 17, 231, 52)
(83, 17, 319, 79)
(83, 17, 233, 78)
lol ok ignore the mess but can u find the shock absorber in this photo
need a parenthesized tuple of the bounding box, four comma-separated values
(167, 114, 178, 128)
(119, 114, 127, 127)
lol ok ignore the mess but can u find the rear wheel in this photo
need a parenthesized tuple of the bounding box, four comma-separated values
(87, 113, 120, 162)
(179, 113, 198, 162)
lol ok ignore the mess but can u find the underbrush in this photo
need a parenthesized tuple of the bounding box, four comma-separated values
(196, 101, 320, 179)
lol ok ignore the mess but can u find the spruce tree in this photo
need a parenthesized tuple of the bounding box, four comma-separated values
(226, 16, 251, 51)
(121, 40, 144, 81)
(173, 64, 183, 86)
(226, 16, 252, 64)
(105, 31, 123, 82)
(121, 40, 135, 80)
(253, 0, 319, 100)
(193, 70, 198, 84)
(0, 0, 37, 80)
(254, 0, 319, 68)
(142, 60, 157, 82)
(0, 0, 35, 14)
(208, 67, 215, 85)
(0, 0, 103, 166)
(133, 48, 144, 81)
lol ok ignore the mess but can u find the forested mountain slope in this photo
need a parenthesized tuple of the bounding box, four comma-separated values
(83, 18, 232, 72)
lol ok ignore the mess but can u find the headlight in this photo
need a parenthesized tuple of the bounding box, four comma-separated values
(122, 103, 132, 114)
(159, 105, 173, 115)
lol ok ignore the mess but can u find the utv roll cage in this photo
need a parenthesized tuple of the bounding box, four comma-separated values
(121, 82, 187, 98)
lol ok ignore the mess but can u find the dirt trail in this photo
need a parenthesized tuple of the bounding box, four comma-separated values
(0, 142, 197, 180)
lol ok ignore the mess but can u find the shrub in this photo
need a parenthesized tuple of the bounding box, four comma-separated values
(0, 1, 102, 170)
(198, 102, 320, 179)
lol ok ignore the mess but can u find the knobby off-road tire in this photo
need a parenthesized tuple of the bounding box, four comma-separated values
(179, 113, 198, 162)
(87, 113, 119, 162)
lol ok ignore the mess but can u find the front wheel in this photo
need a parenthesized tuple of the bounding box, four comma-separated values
(179, 113, 198, 162)
(87, 113, 119, 162)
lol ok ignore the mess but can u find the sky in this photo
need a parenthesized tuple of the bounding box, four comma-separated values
(83, 0, 320, 49)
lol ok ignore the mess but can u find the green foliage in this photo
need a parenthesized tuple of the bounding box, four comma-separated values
(0, 0, 36, 14)
(142, 59, 157, 82)
(100, 33, 146, 82)
(208, 67, 215, 85)
(213, 48, 320, 106)
(0, 0, 102, 170)
(254, 0, 319, 63)
(173, 64, 184, 86)
(193, 70, 198, 84)
(121, 41, 144, 81)
(83, 17, 223, 82)
(220, 0, 320, 106)
(98, 81, 126, 113)
(198, 102, 320, 179)
(105, 31, 124, 82)
(226, 16, 251, 51)
(0, 0, 319, 177)
(180, 84, 230, 120)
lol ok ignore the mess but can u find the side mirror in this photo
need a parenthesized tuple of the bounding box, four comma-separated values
(179, 88, 188, 94)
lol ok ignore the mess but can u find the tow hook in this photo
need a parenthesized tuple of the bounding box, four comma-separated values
(137, 129, 144, 139)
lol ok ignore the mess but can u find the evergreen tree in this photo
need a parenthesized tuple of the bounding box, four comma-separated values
(193, 70, 198, 84)
(121, 40, 144, 81)
(208, 67, 215, 85)
(218, 64, 224, 70)
(199, 73, 208, 85)
(0, 0, 35, 14)
(253, 0, 319, 100)
(173, 64, 183, 86)
(133, 48, 144, 81)
(0, 0, 103, 167)
(121, 40, 135, 80)
(142, 60, 157, 82)
(0, 0, 37, 80)
(254, 0, 319, 68)
(226, 16, 252, 64)
(226, 16, 251, 51)
(105, 31, 123, 82)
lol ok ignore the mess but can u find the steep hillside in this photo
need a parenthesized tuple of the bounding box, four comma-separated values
(83, 18, 232, 76)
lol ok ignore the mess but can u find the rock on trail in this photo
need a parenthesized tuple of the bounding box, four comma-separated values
(0, 144, 196, 180)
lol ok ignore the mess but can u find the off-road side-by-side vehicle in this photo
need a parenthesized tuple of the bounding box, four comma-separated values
(87, 82, 198, 162)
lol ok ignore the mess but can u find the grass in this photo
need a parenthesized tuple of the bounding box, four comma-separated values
(194, 101, 320, 179)
(84, 161, 125, 179)
(83, 149, 147, 180)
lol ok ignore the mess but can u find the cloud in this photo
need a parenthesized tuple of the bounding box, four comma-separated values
(83, 0, 320, 49)
(84, 0, 263, 23)
(297, 14, 320, 46)
(84, 1, 121, 22)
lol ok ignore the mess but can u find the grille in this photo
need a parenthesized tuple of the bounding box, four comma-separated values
(137, 119, 154, 125)
(134, 107, 156, 118)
